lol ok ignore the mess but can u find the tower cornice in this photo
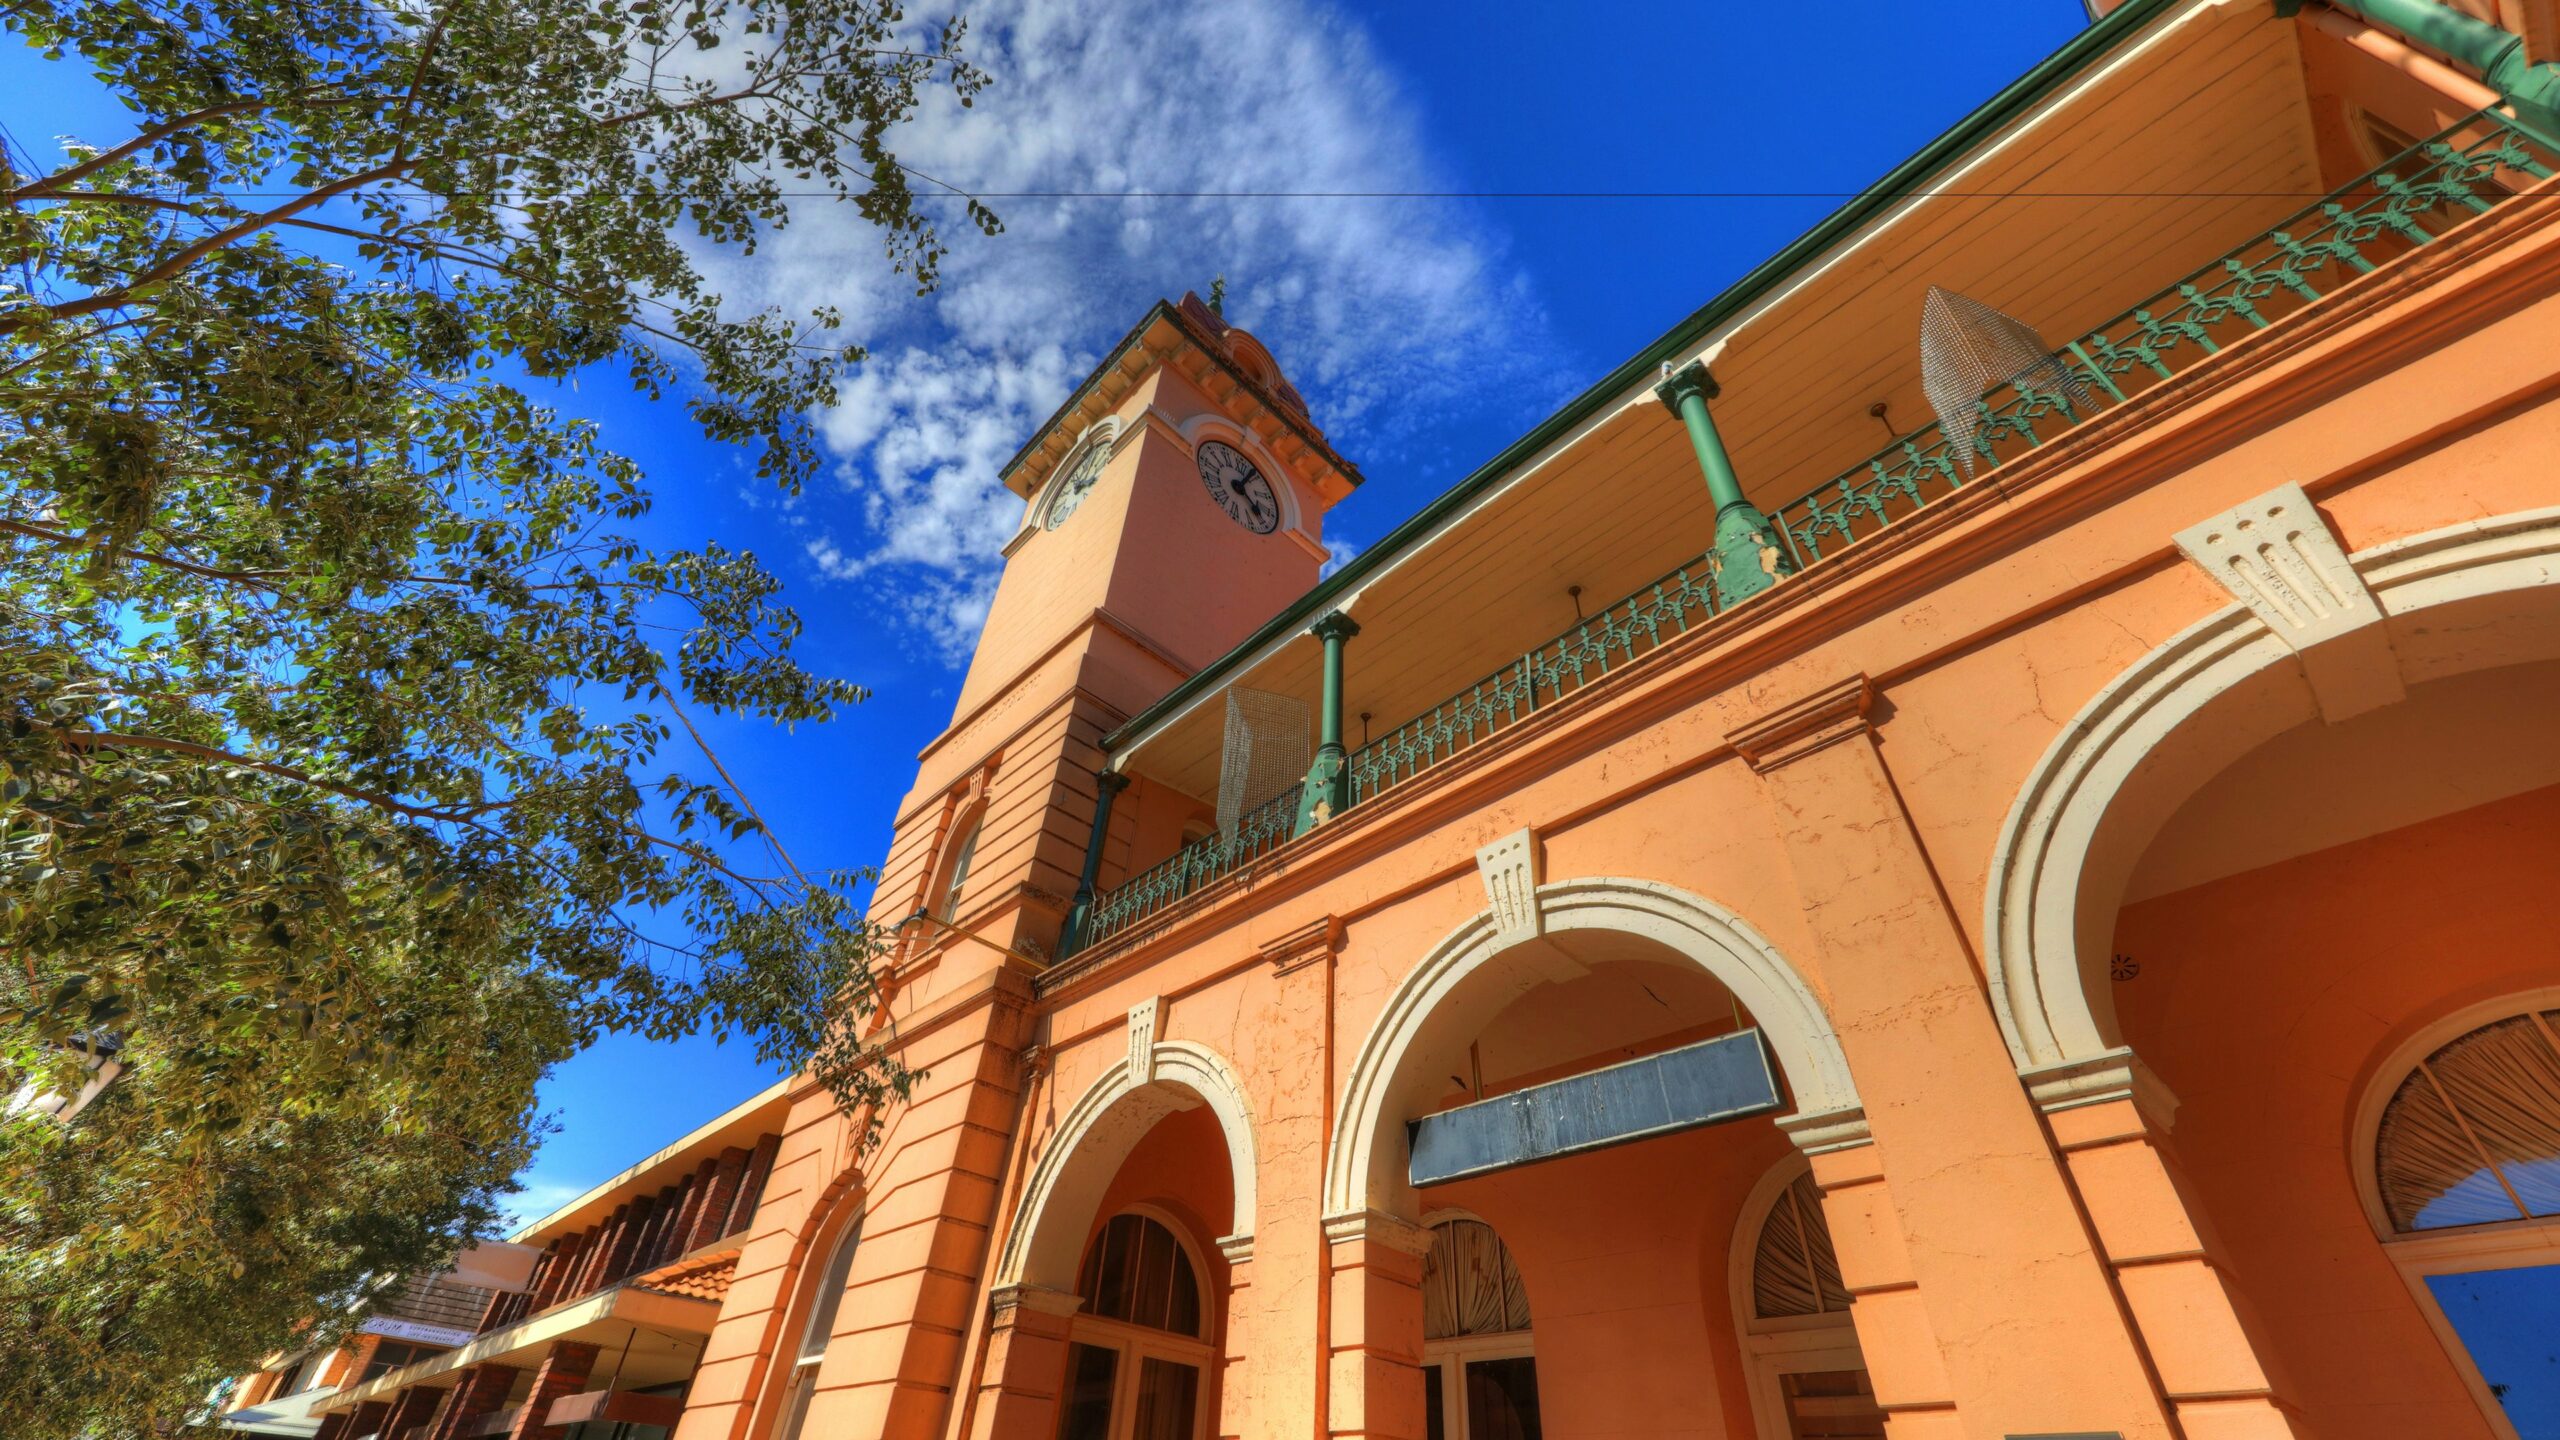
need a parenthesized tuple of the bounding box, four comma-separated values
(995, 297, 1362, 508)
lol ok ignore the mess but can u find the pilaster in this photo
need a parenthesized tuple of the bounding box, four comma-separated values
(961, 1284, 1082, 1440)
(1802, 1140, 1963, 1436)
(1236, 915, 1342, 1436)
(344, 1399, 392, 1440)
(1320, 1208, 1433, 1440)
(801, 967, 1038, 1440)
(422, 1363, 519, 1440)
(2040, 1052, 2308, 1440)
(376, 1384, 444, 1440)
(1727, 674, 2177, 1440)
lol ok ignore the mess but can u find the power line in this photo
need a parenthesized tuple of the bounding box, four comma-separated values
(40, 186, 2511, 201)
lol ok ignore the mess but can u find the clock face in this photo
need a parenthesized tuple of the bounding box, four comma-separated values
(1042, 439, 1111, 531)
(1195, 440, 1280, 534)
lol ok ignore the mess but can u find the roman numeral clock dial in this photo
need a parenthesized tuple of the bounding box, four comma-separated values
(1195, 440, 1281, 534)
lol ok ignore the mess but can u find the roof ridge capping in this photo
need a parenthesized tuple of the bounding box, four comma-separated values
(1101, 0, 2192, 756)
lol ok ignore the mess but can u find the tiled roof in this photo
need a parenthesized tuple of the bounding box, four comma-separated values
(633, 1252, 736, 1304)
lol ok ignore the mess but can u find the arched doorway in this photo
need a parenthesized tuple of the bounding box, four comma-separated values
(981, 1026, 1252, 1439)
(1054, 1210, 1220, 1440)
(1418, 1215, 1539, 1440)
(1986, 507, 2560, 1439)
(1328, 876, 1859, 1221)
(1730, 1163, 1883, 1440)
(1325, 876, 1861, 1437)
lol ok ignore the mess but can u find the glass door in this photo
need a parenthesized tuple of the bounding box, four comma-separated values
(1422, 1351, 1543, 1440)
(1053, 1337, 1204, 1440)
(1053, 1213, 1216, 1440)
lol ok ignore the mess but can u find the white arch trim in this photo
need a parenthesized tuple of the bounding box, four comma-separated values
(1986, 506, 2560, 1075)
(994, 1036, 1258, 1290)
(1323, 875, 1861, 1218)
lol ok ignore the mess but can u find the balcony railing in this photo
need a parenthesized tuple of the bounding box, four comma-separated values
(1082, 782, 1302, 948)
(1074, 109, 2555, 957)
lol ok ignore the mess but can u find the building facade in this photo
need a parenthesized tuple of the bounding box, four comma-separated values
(347, 0, 2560, 1436)
(260, 1087, 788, 1440)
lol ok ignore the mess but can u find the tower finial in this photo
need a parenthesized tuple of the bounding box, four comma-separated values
(1208, 274, 1227, 316)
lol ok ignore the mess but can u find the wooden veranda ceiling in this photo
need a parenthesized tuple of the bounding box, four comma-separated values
(1120, 0, 2322, 804)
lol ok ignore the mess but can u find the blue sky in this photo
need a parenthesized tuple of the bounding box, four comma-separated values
(2, 0, 2092, 1223)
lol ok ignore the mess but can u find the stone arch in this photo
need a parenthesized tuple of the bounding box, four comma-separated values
(995, 1031, 1258, 1291)
(1324, 875, 1860, 1219)
(1985, 506, 2560, 1077)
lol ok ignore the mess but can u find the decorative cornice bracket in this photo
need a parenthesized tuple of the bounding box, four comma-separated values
(1726, 675, 1878, 773)
(1258, 915, 1343, 977)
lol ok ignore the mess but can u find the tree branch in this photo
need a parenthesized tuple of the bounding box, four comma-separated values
(6, 94, 385, 203)
(0, 515, 287, 588)
(2, 159, 417, 335)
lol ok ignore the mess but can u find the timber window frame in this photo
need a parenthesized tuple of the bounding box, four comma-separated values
(1056, 1208, 1217, 1440)
(2354, 989, 2560, 1440)
(1728, 1159, 1880, 1440)
(935, 807, 984, 925)
(1416, 1211, 1540, 1440)
(767, 1208, 864, 1440)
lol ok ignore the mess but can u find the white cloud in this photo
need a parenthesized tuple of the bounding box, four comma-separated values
(498, 1177, 592, 1233)
(709, 0, 1561, 664)
(1320, 531, 1362, 581)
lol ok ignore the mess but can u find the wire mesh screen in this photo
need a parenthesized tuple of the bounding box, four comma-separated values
(1217, 688, 1309, 840)
(1919, 286, 2087, 475)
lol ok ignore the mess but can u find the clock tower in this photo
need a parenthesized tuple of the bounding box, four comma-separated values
(868, 293, 1360, 994)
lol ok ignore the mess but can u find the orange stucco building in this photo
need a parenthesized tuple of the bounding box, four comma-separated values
(305, 1, 2560, 1437)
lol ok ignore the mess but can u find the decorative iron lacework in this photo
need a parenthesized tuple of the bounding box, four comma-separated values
(1069, 110, 2555, 958)
(1080, 783, 1303, 948)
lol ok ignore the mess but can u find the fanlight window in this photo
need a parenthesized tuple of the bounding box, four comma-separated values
(2376, 1008, 2560, 1232)
(1751, 1173, 1851, 1320)
(1078, 1212, 1203, 1338)
(1421, 1219, 1531, 1340)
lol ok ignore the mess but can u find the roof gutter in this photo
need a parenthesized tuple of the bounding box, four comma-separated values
(1101, 0, 2189, 756)
(2295, 0, 2560, 130)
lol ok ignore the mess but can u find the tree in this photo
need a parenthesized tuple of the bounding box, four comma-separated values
(0, 0, 995, 1429)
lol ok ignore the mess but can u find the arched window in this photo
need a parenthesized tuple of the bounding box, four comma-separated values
(1418, 1217, 1540, 1440)
(771, 1213, 862, 1440)
(2364, 1000, 2560, 1438)
(2375, 1008, 2560, 1232)
(1749, 1172, 1850, 1320)
(1731, 1165, 1881, 1440)
(1055, 1212, 1214, 1440)
(937, 810, 983, 924)
(1421, 1218, 1530, 1339)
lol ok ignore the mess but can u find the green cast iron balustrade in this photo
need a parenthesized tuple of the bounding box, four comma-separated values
(1069, 110, 2554, 957)
(1771, 111, 2550, 567)
(1080, 783, 1305, 948)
